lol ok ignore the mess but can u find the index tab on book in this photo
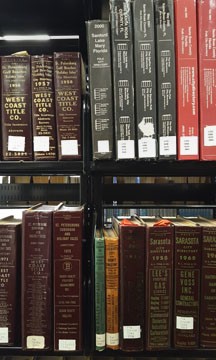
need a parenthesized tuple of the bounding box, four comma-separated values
(117, 140, 135, 159)
(33, 136, 50, 152)
(98, 140, 110, 153)
(139, 138, 156, 158)
(204, 125, 216, 146)
(0, 327, 8, 343)
(96, 334, 105, 347)
(106, 332, 119, 346)
(180, 136, 198, 155)
(27, 335, 45, 349)
(123, 325, 141, 339)
(159, 136, 176, 156)
(8, 136, 25, 152)
(61, 139, 78, 155)
(176, 316, 194, 330)
(58, 339, 76, 350)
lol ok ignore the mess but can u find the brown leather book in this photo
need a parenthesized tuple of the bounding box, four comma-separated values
(112, 216, 145, 351)
(0, 216, 22, 346)
(22, 203, 61, 350)
(189, 217, 216, 348)
(171, 216, 202, 348)
(1, 55, 32, 160)
(141, 217, 174, 350)
(53, 204, 84, 351)
(31, 55, 57, 161)
(103, 225, 119, 350)
(53, 52, 82, 160)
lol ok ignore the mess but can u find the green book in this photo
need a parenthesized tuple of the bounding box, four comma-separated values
(94, 229, 105, 351)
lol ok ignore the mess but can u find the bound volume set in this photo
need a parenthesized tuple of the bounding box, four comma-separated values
(87, 0, 216, 161)
(94, 216, 216, 351)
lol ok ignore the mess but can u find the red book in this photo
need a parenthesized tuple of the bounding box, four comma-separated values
(53, 205, 84, 351)
(22, 204, 60, 350)
(112, 217, 145, 352)
(198, 0, 216, 160)
(174, 0, 199, 160)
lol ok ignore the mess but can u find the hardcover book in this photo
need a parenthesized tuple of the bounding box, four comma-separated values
(154, 0, 177, 159)
(31, 55, 57, 160)
(171, 217, 201, 348)
(54, 52, 82, 160)
(174, 0, 199, 160)
(112, 216, 145, 352)
(0, 217, 22, 346)
(110, 0, 136, 159)
(1, 55, 32, 160)
(133, 0, 157, 159)
(198, 0, 216, 160)
(53, 205, 84, 351)
(22, 203, 61, 350)
(103, 225, 119, 349)
(86, 20, 114, 160)
(141, 217, 174, 350)
(94, 229, 105, 351)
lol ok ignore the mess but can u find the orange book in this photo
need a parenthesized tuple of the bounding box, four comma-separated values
(103, 226, 119, 349)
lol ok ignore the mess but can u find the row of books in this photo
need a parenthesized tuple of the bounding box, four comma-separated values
(0, 204, 83, 351)
(94, 216, 216, 351)
(0, 52, 83, 161)
(87, 0, 216, 161)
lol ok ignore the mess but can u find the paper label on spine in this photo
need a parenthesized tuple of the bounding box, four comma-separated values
(204, 126, 216, 146)
(139, 138, 156, 158)
(34, 136, 50, 152)
(96, 333, 105, 347)
(27, 335, 45, 349)
(123, 325, 141, 339)
(98, 140, 109, 153)
(159, 136, 176, 156)
(8, 136, 25, 152)
(176, 316, 194, 330)
(106, 332, 119, 346)
(0, 328, 8, 343)
(58, 339, 76, 350)
(61, 140, 78, 155)
(118, 140, 135, 159)
(180, 136, 198, 155)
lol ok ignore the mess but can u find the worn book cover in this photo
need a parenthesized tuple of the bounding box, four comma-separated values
(1, 55, 32, 160)
(53, 205, 84, 351)
(113, 216, 145, 352)
(31, 55, 57, 160)
(86, 20, 114, 160)
(54, 52, 82, 160)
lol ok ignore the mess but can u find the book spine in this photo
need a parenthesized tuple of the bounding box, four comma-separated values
(110, 0, 136, 160)
(154, 0, 177, 159)
(105, 236, 119, 349)
(86, 20, 114, 160)
(94, 234, 105, 351)
(0, 224, 21, 346)
(119, 225, 145, 351)
(54, 52, 82, 160)
(22, 211, 52, 350)
(174, 0, 199, 160)
(53, 208, 83, 351)
(146, 226, 174, 350)
(31, 55, 57, 160)
(1, 56, 32, 160)
(133, 0, 157, 159)
(198, 0, 216, 160)
(174, 226, 201, 348)
(200, 226, 216, 347)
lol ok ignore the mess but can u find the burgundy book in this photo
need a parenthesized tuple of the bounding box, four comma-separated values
(53, 52, 82, 160)
(53, 205, 84, 351)
(0, 217, 21, 346)
(112, 217, 145, 352)
(141, 217, 174, 350)
(190, 217, 216, 347)
(22, 204, 60, 350)
(171, 217, 201, 348)
(1, 55, 32, 160)
(31, 55, 57, 160)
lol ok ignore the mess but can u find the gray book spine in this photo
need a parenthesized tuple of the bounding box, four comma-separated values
(110, 0, 136, 160)
(133, 0, 157, 159)
(155, 0, 177, 159)
(87, 20, 114, 160)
